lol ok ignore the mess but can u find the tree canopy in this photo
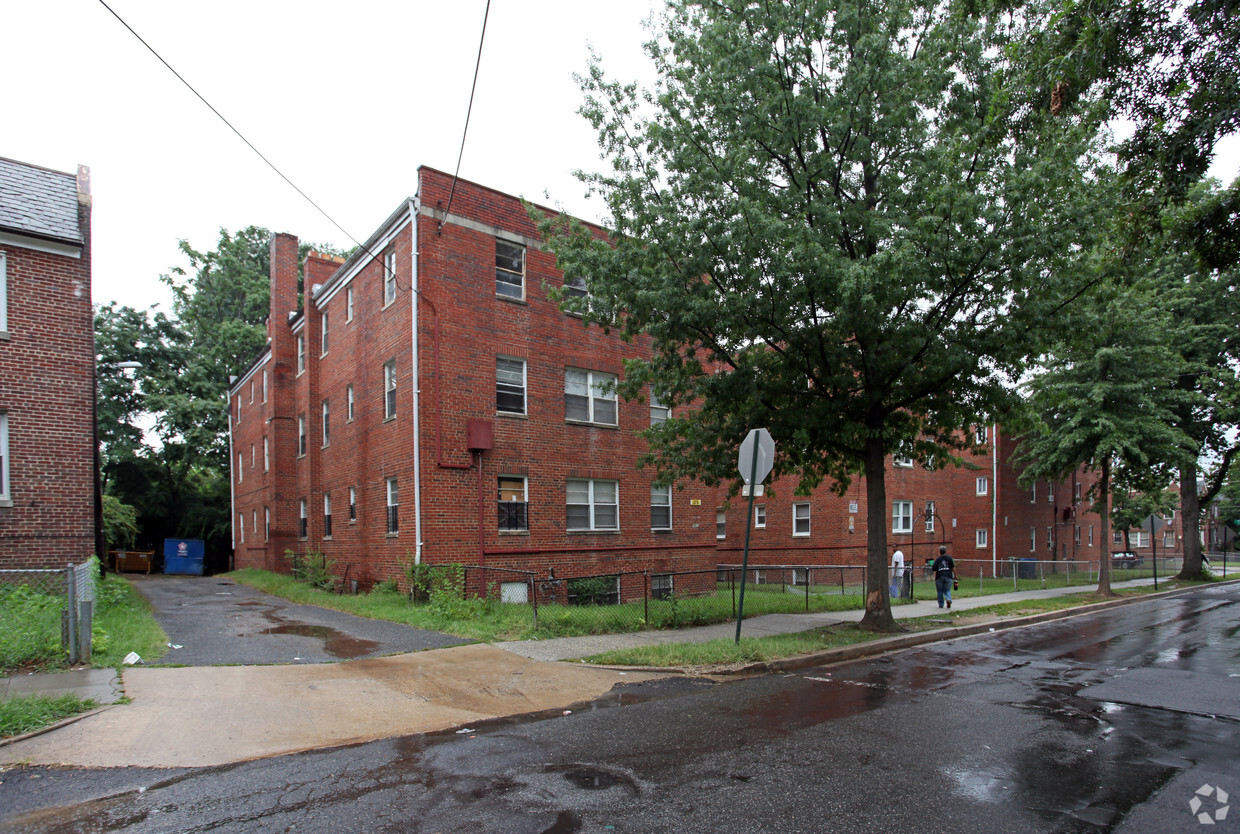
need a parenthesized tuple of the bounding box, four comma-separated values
(541, 0, 1111, 630)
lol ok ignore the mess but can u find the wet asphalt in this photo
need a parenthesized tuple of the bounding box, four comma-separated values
(128, 575, 470, 665)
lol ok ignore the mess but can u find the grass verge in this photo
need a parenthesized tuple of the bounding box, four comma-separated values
(92, 575, 169, 668)
(0, 693, 97, 739)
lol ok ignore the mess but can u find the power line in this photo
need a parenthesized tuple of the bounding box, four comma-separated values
(439, 0, 493, 231)
(95, 0, 369, 253)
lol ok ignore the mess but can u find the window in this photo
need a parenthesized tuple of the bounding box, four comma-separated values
(568, 575, 620, 606)
(263, 436, 269, 471)
(383, 360, 397, 419)
(346, 385, 354, 421)
(893, 455, 914, 468)
(565, 369, 617, 425)
(925, 501, 935, 533)
(1031, 527, 1037, 551)
(261, 369, 268, 403)
(239, 513, 245, 544)
(321, 399, 330, 447)
(793, 502, 811, 536)
(651, 484, 672, 530)
(652, 573, 673, 601)
(252, 509, 257, 533)
(237, 452, 243, 483)
(0, 414, 9, 504)
(1074, 482, 1081, 501)
(495, 239, 525, 300)
(716, 509, 726, 540)
(1132, 530, 1150, 548)
(1075, 525, 1081, 545)
(497, 357, 526, 414)
(0, 252, 7, 334)
(650, 391, 669, 425)
(386, 478, 399, 534)
(349, 486, 357, 522)
(976, 529, 988, 548)
(498, 476, 528, 531)
(975, 425, 988, 444)
(249, 380, 254, 403)
(1088, 524, 1093, 546)
(235, 395, 241, 423)
(297, 415, 307, 456)
(1047, 527, 1053, 548)
(299, 498, 308, 539)
(1113, 531, 1123, 545)
(976, 476, 989, 496)
(792, 568, 810, 586)
(564, 274, 587, 298)
(321, 312, 329, 355)
(250, 443, 255, 468)
(264, 506, 270, 541)
(1031, 483, 1037, 503)
(296, 335, 305, 375)
(892, 500, 913, 534)
(346, 286, 354, 321)
(566, 478, 618, 531)
(1047, 482, 1055, 502)
(754, 505, 766, 528)
(1163, 530, 1174, 548)
(384, 248, 397, 305)
(323, 493, 332, 538)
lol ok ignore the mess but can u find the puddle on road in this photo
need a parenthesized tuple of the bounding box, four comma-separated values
(256, 622, 381, 658)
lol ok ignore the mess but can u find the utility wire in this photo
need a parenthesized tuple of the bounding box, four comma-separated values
(96, 0, 369, 254)
(439, 0, 492, 230)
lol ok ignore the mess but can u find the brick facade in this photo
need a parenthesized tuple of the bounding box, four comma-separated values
(229, 167, 1144, 590)
(0, 158, 95, 569)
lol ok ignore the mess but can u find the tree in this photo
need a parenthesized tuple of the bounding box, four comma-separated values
(540, 0, 1109, 630)
(1014, 286, 1194, 594)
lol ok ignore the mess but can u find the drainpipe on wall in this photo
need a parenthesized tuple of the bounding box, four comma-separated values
(408, 197, 423, 566)
(992, 422, 998, 579)
(227, 387, 236, 571)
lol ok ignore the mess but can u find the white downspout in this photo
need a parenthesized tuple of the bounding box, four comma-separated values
(408, 197, 423, 565)
(227, 387, 236, 561)
(992, 421, 999, 579)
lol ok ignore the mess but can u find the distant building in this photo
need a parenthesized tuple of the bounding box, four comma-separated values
(0, 157, 95, 569)
(228, 167, 1128, 592)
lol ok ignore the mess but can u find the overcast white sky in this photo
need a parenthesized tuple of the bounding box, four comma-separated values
(4, 1, 1237, 318)
(3, 0, 661, 314)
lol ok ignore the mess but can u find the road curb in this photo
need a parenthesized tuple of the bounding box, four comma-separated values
(587, 578, 1236, 678)
(0, 704, 118, 750)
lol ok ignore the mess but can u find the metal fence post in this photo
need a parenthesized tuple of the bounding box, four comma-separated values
(643, 571, 649, 625)
(65, 564, 78, 664)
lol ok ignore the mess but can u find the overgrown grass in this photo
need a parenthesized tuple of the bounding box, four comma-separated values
(92, 575, 169, 668)
(0, 693, 98, 739)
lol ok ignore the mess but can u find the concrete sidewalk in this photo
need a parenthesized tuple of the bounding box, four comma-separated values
(0, 576, 1201, 768)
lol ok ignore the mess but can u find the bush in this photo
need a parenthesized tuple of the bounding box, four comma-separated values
(284, 550, 337, 592)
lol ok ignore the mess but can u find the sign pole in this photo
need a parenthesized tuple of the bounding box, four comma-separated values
(735, 440, 760, 644)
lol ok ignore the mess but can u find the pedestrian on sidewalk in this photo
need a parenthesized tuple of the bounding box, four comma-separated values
(890, 547, 906, 598)
(932, 545, 956, 609)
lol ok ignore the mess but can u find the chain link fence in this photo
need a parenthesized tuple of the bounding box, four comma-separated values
(0, 561, 96, 670)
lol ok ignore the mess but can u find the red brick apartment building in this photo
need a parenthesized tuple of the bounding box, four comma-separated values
(0, 157, 95, 569)
(229, 167, 1168, 592)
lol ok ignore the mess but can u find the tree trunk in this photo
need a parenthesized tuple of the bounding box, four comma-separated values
(1176, 460, 1203, 579)
(858, 437, 897, 632)
(1098, 456, 1114, 596)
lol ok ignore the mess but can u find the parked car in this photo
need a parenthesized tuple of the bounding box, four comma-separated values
(1111, 551, 1141, 569)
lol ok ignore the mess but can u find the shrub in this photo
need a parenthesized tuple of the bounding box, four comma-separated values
(284, 550, 337, 592)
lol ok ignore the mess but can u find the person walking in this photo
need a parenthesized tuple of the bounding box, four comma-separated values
(890, 547, 906, 598)
(932, 545, 956, 609)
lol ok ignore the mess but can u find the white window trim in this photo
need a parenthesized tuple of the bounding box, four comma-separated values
(976, 528, 988, 548)
(297, 415, 307, 457)
(567, 478, 619, 531)
(650, 391, 670, 426)
(793, 502, 811, 537)
(892, 500, 913, 534)
(924, 501, 935, 533)
(498, 475, 529, 532)
(296, 335, 306, 375)
(346, 384, 355, 422)
(346, 286, 354, 322)
(495, 239, 526, 301)
(384, 249, 398, 306)
(976, 476, 989, 496)
(386, 478, 399, 534)
(321, 399, 330, 447)
(754, 505, 766, 528)
(349, 486, 357, 523)
(892, 455, 914, 468)
(383, 360, 397, 420)
(650, 483, 672, 531)
(497, 356, 527, 415)
(716, 509, 726, 540)
(565, 368, 618, 426)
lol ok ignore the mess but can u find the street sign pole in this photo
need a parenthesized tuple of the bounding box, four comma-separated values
(1142, 514, 1167, 590)
(734, 428, 774, 644)
(735, 440, 760, 644)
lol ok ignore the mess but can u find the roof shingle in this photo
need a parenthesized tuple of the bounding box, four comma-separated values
(0, 156, 83, 245)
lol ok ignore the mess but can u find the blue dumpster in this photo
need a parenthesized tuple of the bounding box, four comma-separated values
(164, 538, 206, 575)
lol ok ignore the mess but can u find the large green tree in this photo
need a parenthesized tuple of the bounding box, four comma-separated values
(541, 0, 1109, 630)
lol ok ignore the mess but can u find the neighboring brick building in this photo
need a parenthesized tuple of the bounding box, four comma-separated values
(0, 157, 95, 569)
(229, 167, 1136, 592)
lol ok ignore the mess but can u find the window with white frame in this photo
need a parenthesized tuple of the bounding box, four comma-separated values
(1075, 525, 1081, 544)
(321, 399, 330, 446)
(250, 443, 255, 469)
(754, 505, 766, 528)
(252, 509, 257, 533)
(498, 476, 528, 531)
(892, 500, 913, 534)
(297, 414, 306, 456)
(346, 384, 354, 421)
(892, 454, 914, 468)
(716, 508, 726, 539)
(976, 476, 989, 496)
(976, 528, 988, 548)
(321, 312, 329, 355)
(650, 484, 672, 530)
(299, 498, 308, 539)
(1031, 482, 1037, 503)
(565, 368, 617, 425)
(383, 360, 397, 419)
(384, 248, 397, 305)
(925, 500, 935, 533)
(386, 478, 399, 534)
(323, 493, 332, 538)
(264, 506, 270, 540)
(296, 335, 305, 375)
(650, 391, 669, 425)
(1047, 526, 1053, 548)
(564, 273, 587, 299)
(793, 502, 811, 536)
(239, 513, 245, 543)
(1113, 531, 1123, 545)
(263, 436, 269, 471)
(261, 369, 268, 403)
(566, 478, 618, 531)
(235, 395, 241, 422)
(1163, 530, 1174, 548)
(349, 486, 357, 522)
(237, 452, 243, 482)
(1088, 524, 1093, 546)
(497, 357, 526, 415)
(249, 380, 254, 404)
(495, 239, 525, 300)
(1030, 527, 1037, 551)
(1074, 482, 1081, 501)
(1132, 530, 1149, 548)
(1047, 482, 1055, 502)
(346, 286, 354, 321)
(975, 425, 988, 444)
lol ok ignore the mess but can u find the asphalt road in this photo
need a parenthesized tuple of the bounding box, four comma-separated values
(3, 584, 1237, 832)
(128, 575, 470, 665)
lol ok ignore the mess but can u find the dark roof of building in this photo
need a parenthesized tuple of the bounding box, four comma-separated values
(0, 156, 83, 245)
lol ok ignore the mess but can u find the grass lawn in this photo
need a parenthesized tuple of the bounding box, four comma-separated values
(0, 693, 98, 739)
